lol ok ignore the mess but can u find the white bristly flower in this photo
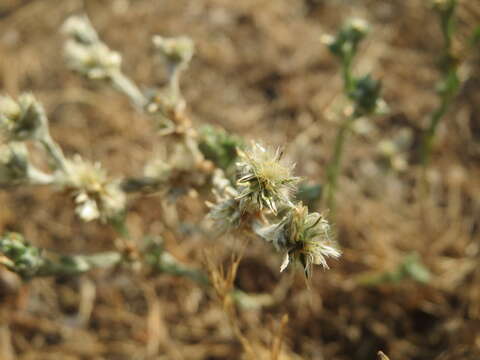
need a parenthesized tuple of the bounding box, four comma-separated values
(236, 143, 299, 214)
(255, 204, 341, 277)
(60, 155, 126, 222)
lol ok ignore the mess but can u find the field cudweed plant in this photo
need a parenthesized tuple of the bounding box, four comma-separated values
(0, 14, 341, 290)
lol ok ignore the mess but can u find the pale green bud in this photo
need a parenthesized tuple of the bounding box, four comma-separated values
(64, 40, 122, 79)
(62, 15, 99, 45)
(152, 35, 194, 69)
(0, 93, 47, 141)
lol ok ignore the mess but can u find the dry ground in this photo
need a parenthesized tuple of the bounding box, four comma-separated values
(0, 0, 480, 359)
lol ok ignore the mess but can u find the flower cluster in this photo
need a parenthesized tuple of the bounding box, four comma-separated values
(322, 18, 369, 59)
(0, 94, 57, 187)
(348, 74, 384, 116)
(146, 36, 195, 132)
(0, 13, 341, 284)
(63, 15, 122, 79)
(0, 91, 125, 222)
(0, 93, 48, 141)
(208, 143, 340, 276)
(152, 35, 194, 71)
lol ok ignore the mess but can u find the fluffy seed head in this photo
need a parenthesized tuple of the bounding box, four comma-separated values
(255, 204, 340, 276)
(236, 143, 299, 214)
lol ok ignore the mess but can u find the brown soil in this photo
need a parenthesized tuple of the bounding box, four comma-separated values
(1, 0, 480, 359)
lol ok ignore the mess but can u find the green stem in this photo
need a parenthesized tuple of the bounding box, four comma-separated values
(324, 113, 357, 212)
(109, 70, 148, 110)
(341, 54, 354, 93)
(120, 176, 162, 193)
(109, 214, 131, 239)
(420, 0, 459, 168)
(26, 166, 55, 185)
(150, 251, 210, 286)
(0, 233, 272, 309)
(39, 132, 69, 173)
(420, 76, 457, 167)
(36, 251, 122, 277)
(323, 47, 358, 212)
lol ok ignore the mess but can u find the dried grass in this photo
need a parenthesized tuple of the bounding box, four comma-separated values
(0, 0, 479, 359)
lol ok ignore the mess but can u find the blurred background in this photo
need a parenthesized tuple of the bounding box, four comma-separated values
(0, 0, 480, 359)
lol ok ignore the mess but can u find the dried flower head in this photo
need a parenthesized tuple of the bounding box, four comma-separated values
(60, 155, 126, 222)
(236, 143, 299, 214)
(152, 35, 194, 70)
(255, 204, 340, 277)
(0, 94, 47, 141)
(64, 40, 122, 79)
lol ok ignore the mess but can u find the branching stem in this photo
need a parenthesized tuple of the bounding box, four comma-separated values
(109, 70, 148, 109)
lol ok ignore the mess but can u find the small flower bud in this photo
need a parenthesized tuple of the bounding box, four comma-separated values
(432, 0, 456, 13)
(326, 18, 369, 58)
(348, 74, 383, 116)
(0, 233, 43, 278)
(348, 18, 369, 40)
(64, 40, 122, 79)
(198, 125, 244, 170)
(62, 15, 99, 45)
(0, 93, 47, 141)
(152, 35, 194, 69)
